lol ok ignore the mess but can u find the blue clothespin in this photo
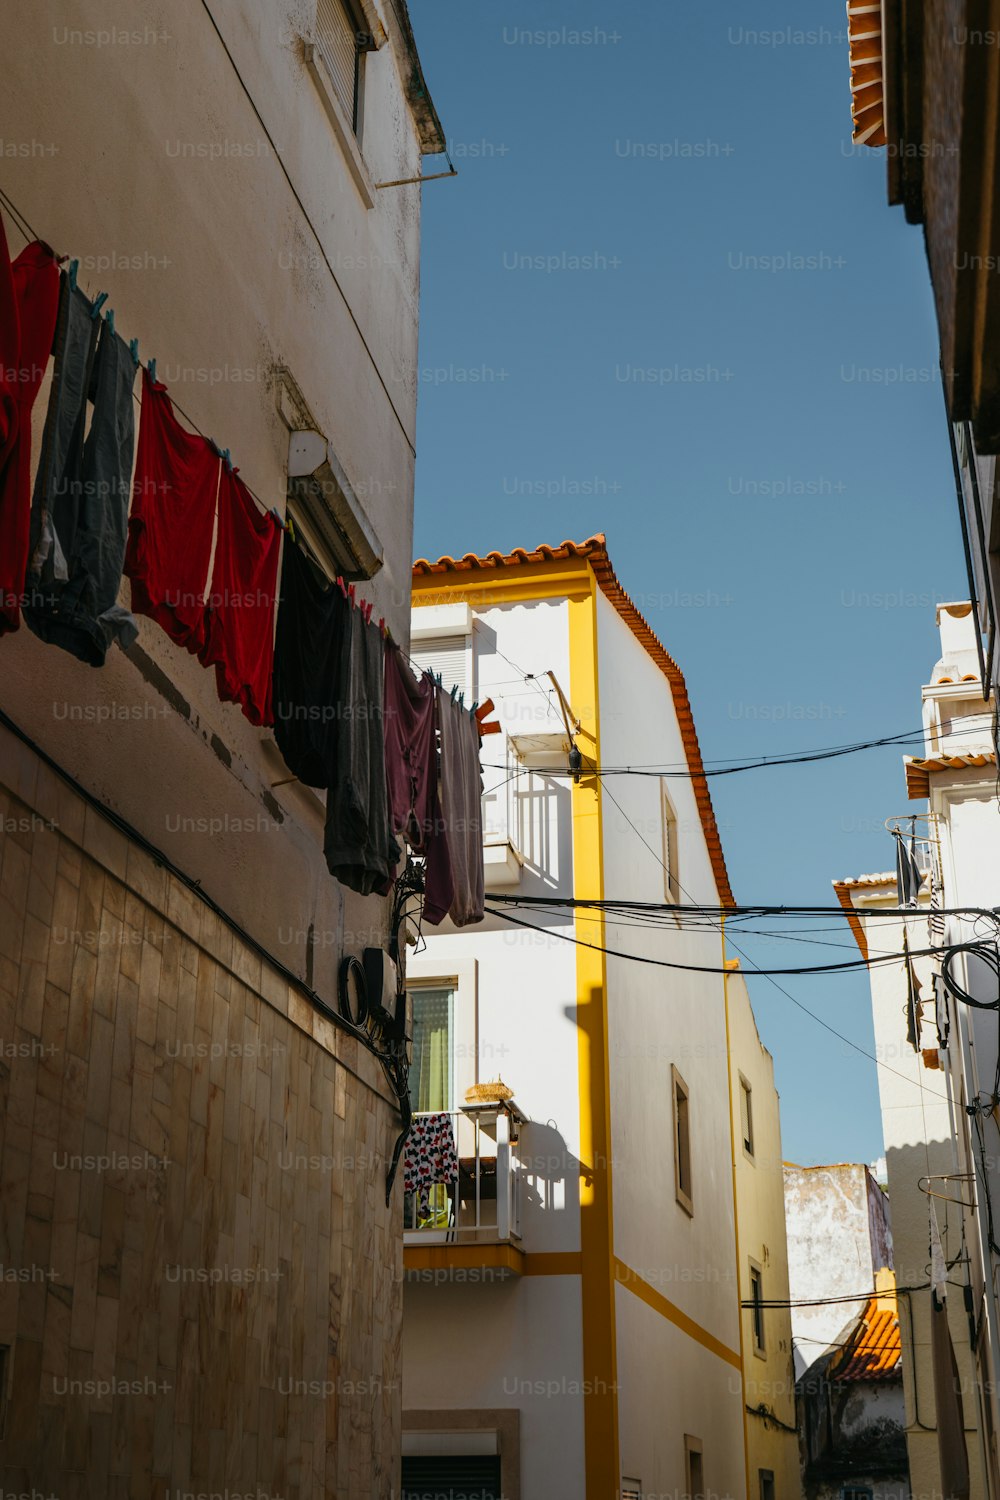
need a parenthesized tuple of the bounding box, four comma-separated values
(90, 291, 108, 319)
(68, 259, 79, 291)
(105, 308, 115, 337)
(129, 337, 140, 366)
(450, 685, 458, 702)
(147, 357, 157, 383)
(470, 701, 479, 715)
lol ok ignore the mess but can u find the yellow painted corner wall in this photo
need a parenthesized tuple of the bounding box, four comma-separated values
(726, 964, 802, 1500)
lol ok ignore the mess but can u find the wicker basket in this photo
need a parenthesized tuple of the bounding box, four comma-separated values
(464, 1078, 514, 1104)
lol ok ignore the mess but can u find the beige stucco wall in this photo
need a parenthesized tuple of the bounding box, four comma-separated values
(0, 0, 429, 995)
(0, 2, 439, 1493)
(727, 966, 801, 1500)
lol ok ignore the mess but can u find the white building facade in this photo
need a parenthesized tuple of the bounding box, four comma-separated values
(835, 603, 1000, 1500)
(401, 535, 779, 1500)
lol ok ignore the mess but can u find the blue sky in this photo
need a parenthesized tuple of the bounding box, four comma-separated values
(408, 0, 966, 1166)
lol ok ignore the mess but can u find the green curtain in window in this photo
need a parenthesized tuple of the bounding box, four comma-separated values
(410, 989, 453, 1112)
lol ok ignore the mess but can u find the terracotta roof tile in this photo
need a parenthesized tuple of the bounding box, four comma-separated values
(412, 536, 735, 908)
(831, 1297, 901, 1381)
(905, 750, 997, 800)
(847, 1, 886, 146)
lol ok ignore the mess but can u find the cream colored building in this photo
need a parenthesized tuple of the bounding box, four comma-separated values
(834, 603, 1000, 1500)
(0, 3, 443, 1495)
(728, 964, 801, 1500)
(400, 535, 795, 1500)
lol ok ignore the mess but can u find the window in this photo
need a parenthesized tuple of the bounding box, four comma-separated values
(409, 987, 454, 1112)
(672, 1065, 692, 1215)
(683, 1437, 704, 1500)
(315, 0, 374, 136)
(740, 1075, 754, 1158)
(411, 633, 472, 699)
(660, 781, 680, 904)
(622, 1481, 642, 1500)
(759, 1470, 775, 1500)
(749, 1261, 766, 1355)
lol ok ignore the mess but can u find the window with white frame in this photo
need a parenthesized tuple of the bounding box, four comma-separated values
(672, 1065, 693, 1215)
(409, 987, 455, 1113)
(740, 1075, 754, 1159)
(683, 1437, 704, 1500)
(661, 781, 680, 905)
(749, 1261, 766, 1355)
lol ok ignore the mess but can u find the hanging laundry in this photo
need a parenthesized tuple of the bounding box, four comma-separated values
(198, 463, 280, 726)
(323, 600, 400, 896)
(894, 827, 923, 907)
(272, 535, 349, 786)
(902, 929, 923, 1052)
(433, 685, 485, 926)
(0, 219, 60, 636)
(24, 284, 138, 666)
(124, 367, 220, 654)
(403, 1111, 459, 1218)
(383, 642, 453, 915)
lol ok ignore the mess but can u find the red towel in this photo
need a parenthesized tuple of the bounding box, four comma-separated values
(0, 220, 60, 635)
(199, 465, 280, 726)
(124, 368, 220, 654)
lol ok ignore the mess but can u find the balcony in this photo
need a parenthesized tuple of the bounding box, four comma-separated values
(403, 1102, 525, 1279)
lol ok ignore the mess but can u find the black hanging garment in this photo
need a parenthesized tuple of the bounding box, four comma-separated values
(272, 536, 348, 786)
(323, 599, 400, 896)
(23, 275, 138, 665)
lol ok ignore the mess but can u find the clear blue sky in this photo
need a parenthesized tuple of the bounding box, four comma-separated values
(408, 0, 966, 1166)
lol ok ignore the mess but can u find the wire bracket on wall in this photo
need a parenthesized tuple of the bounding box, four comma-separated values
(917, 1173, 976, 1210)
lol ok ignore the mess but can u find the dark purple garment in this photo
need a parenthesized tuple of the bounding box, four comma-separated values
(383, 642, 453, 921)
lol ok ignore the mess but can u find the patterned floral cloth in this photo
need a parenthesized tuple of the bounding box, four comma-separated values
(404, 1112, 459, 1214)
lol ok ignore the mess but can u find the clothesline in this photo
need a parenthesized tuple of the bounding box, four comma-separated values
(0, 192, 489, 926)
(0, 190, 481, 714)
(0, 187, 282, 531)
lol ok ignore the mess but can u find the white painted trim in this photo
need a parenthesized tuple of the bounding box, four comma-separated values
(303, 42, 377, 209)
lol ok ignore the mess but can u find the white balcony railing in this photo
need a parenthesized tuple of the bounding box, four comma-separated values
(403, 1105, 522, 1245)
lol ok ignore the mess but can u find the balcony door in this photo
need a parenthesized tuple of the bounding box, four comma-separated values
(409, 986, 455, 1113)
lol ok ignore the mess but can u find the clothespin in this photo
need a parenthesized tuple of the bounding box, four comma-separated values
(147, 357, 157, 383)
(129, 338, 140, 366)
(222, 448, 232, 472)
(470, 701, 479, 716)
(286, 514, 296, 543)
(458, 691, 465, 709)
(68, 259, 79, 291)
(105, 308, 115, 337)
(450, 685, 458, 702)
(378, 616, 386, 636)
(335, 575, 348, 599)
(90, 291, 109, 319)
(348, 583, 356, 606)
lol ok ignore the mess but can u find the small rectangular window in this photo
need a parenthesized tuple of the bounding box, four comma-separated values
(661, 781, 680, 904)
(684, 1436, 704, 1500)
(672, 1065, 693, 1215)
(740, 1076, 754, 1158)
(759, 1470, 775, 1500)
(622, 1481, 642, 1500)
(750, 1262, 766, 1355)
